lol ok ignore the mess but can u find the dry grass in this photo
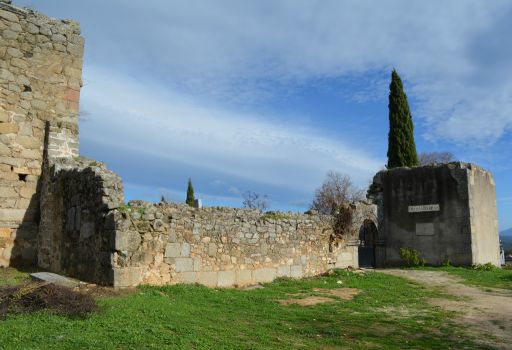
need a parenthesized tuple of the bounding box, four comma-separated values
(0, 282, 97, 319)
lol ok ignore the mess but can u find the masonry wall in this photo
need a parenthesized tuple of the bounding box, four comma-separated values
(369, 162, 500, 266)
(468, 166, 500, 265)
(111, 202, 373, 288)
(0, 2, 83, 266)
(38, 158, 123, 283)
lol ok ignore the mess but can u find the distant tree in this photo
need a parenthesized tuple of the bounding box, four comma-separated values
(186, 178, 195, 207)
(310, 171, 364, 215)
(242, 191, 268, 211)
(160, 195, 168, 203)
(418, 151, 455, 166)
(387, 69, 419, 168)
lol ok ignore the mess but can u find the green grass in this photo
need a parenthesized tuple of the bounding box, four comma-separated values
(0, 268, 31, 286)
(0, 269, 489, 350)
(421, 266, 512, 291)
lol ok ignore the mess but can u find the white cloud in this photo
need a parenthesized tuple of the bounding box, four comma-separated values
(80, 67, 383, 193)
(19, 0, 512, 145)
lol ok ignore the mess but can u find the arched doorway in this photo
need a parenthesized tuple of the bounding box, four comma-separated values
(358, 219, 378, 268)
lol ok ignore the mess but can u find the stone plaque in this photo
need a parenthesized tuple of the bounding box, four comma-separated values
(416, 223, 435, 236)
(408, 204, 440, 213)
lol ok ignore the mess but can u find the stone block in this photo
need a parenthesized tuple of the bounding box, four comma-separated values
(164, 242, 181, 258)
(193, 257, 202, 271)
(15, 136, 40, 149)
(31, 272, 80, 288)
(180, 242, 190, 257)
(168, 229, 177, 242)
(253, 268, 277, 283)
(197, 271, 218, 287)
(0, 10, 18, 23)
(208, 243, 216, 257)
(178, 272, 197, 284)
(0, 209, 26, 222)
(113, 267, 142, 288)
(236, 270, 253, 286)
(174, 258, 193, 272)
(0, 123, 18, 134)
(114, 230, 141, 252)
(277, 265, 291, 277)
(218, 270, 236, 287)
(290, 265, 303, 278)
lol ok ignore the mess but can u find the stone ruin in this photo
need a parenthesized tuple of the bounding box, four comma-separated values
(368, 162, 501, 267)
(0, 2, 501, 287)
(0, 2, 378, 287)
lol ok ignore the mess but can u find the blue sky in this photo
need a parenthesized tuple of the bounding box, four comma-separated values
(17, 0, 512, 230)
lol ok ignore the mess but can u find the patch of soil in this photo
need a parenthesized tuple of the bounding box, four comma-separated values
(314, 287, 359, 300)
(278, 296, 334, 306)
(75, 284, 136, 299)
(381, 269, 512, 350)
(278, 287, 359, 306)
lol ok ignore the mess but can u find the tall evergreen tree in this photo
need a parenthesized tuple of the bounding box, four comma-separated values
(186, 178, 195, 207)
(387, 69, 419, 168)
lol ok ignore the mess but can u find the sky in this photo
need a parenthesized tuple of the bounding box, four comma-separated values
(16, 0, 512, 231)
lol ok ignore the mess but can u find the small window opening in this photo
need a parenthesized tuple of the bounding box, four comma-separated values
(18, 174, 28, 182)
(23, 85, 32, 92)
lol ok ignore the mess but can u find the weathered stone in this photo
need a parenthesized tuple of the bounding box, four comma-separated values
(253, 268, 277, 283)
(174, 258, 193, 272)
(197, 271, 218, 287)
(0, 10, 18, 23)
(218, 270, 236, 287)
(113, 267, 142, 288)
(164, 242, 181, 258)
(0, 122, 17, 134)
(30, 272, 80, 288)
(236, 269, 253, 286)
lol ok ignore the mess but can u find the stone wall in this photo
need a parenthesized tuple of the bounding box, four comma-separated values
(38, 157, 123, 284)
(111, 202, 374, 287)
(0, 1, 83, 266)
(369, 162, 500, 266)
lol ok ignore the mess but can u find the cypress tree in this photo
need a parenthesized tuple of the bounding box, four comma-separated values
(387, 69, 419, 168)
(186, 178, 195, 207)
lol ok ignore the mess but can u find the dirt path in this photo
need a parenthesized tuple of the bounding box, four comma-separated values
(380, 269, 512, 349)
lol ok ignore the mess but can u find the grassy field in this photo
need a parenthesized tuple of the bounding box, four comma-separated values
(0, 268, 491, 350)
(419, 266, 512, 291)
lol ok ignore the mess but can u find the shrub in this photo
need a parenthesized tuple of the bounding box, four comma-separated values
(400, 247, 426, 267)
(472, 263, 496, 271)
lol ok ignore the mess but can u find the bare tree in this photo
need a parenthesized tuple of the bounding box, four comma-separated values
(242, 191, 268, 211)
(418, 151, 455, 166)
(310, 171, 364, 215)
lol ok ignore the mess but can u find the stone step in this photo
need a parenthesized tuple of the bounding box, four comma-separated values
(30, 272, 81, 289)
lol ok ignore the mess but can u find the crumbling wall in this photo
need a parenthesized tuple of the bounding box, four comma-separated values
(110, 202, 375, 287)
(38, 158, 123, 283)
(0, 1, 83, 266)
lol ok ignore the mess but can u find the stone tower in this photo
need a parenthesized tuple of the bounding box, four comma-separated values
(0, 1, 84, 266)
